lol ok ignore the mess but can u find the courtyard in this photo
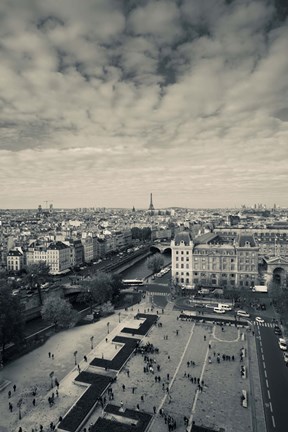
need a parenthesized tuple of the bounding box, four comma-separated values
(0, 297, 265, 432)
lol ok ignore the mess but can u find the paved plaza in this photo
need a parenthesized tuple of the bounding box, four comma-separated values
(0, 297, 266, 432)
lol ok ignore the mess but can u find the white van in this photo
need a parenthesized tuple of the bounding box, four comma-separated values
(218, 303, 232, 311)
(237, 310, 250, 318)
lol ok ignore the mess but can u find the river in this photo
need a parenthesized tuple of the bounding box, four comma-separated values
(120, 252, 171, 280)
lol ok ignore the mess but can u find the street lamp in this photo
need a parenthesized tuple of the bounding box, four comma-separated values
(118, 312, 121, 323)
(88, 289, 92, 314)
(90, 336, 94, 350)
(49, 371, 54, 389)
(74, 350, 78, 365)
(17, 399, 23, 420)
(107, 322, 110, 334)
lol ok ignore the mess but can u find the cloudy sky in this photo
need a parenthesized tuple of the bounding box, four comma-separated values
(0, 0, 288, 209)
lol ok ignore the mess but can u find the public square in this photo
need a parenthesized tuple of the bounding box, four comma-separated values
(0, 297, 266, 432)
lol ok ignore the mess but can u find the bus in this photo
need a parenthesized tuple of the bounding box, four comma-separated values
(122, 279, 145, 286)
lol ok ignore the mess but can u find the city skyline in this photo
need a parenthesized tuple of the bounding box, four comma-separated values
(0, 0, 288, 209)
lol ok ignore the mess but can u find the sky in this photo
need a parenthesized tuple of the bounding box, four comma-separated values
(0, 0, 288, 209)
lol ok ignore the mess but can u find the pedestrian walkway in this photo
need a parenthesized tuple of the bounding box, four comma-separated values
(0, 300, 265, 432)
(253, 322, 274, 328)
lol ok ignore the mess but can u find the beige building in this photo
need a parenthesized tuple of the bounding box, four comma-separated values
(7, 248, 24, 272)
(47, 241, 70, 275)
(171, 231, 259, 289)
(25, 241, 71, 275)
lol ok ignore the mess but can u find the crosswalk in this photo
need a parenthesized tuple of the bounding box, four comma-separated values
(253, 322, 274, 328)
(146, 292, 168, 296)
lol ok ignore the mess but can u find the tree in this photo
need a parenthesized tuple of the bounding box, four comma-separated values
(80, 272, 113, 305)
(0, 283, 25, 358)
(274, 290, 288, 327)
(110, 274, 124, 302)
(24, 262, 50, 305)
(41, 295, 78, 329)
(131, 227, 151, 241)
(147, 253, 164, 273)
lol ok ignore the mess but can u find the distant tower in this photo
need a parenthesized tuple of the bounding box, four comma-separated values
(149, 193, 154, 211)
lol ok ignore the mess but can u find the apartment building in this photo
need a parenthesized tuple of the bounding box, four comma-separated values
(171, 231, 259, 289)
(7, 248, 24, 272)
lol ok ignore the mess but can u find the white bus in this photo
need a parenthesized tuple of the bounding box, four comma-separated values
(122, 279, 144, 286)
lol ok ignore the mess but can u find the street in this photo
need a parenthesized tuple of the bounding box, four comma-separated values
(255, 324, 288, 432)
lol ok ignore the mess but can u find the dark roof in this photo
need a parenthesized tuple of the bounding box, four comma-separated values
(174, 231, 192, 246)
(7, 250, 23, 256)
(194, 232, 219, 245)
(48, 241, 69, 250)
(235, 233, 256, 248)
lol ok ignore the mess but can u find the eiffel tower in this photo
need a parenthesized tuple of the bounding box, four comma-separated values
(149, 193, 154, 211)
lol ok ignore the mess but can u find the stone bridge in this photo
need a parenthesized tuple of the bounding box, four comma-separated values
(150, 242, 171, 254)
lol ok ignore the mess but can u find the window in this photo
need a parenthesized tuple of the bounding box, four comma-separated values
(181, 264, 184, 269)
(186, 272, 189, 276)
(186, 278, 189, 283)
(186, 264, 189, 269)
(181, 257, 184, 261)
(176, 257, 179, 261)
(176, 264, 179, 269)
(181, 251, 184, 255)
(176, 251, 178, 255)
(186, 251, 189, 254)
(194, 272, 198, 276)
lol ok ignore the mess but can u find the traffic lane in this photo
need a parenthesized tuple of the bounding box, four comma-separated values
(258, 326, 288, 432)
(255, 326, 277, 432)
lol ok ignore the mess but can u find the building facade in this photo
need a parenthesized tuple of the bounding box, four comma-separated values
(171, 231, 259, 289)
(7, 248, 24, 272)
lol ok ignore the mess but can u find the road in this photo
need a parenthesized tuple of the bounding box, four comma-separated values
(255, 323, 288, 432)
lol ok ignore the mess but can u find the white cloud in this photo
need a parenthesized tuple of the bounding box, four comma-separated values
(0, 0, 288, 208)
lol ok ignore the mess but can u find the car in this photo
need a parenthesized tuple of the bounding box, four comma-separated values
(278, 338, 287, 351)
(237, 310, 250, 318)
(274, 325, 282, 336)
(213, 307, 226, 314)
(255, 316, 264, 323)
(283, 352, 288, 364)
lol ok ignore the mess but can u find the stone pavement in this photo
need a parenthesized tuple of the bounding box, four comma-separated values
(0, 298, 266, 432)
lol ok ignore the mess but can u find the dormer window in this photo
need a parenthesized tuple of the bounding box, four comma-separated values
(245, 241, 250, 247)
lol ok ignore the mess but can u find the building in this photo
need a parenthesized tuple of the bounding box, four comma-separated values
(215, 227, 288, 258)
(7, 248, 24, 272)
(171, 231, 259, 289)
(81, 236, 94, 263)
(47, 241, 70, 275)
(26, 240, 71, 275)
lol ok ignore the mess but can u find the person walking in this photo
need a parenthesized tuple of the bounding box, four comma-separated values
(13, 384, 16, 392)
(9, 402, 13, 412)
(33, 398, 36, 406)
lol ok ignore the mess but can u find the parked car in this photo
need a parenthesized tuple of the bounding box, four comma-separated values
(274, 326, 282, 336)
(237, 310, 250, 318)
(255, 316, 264, 323)
(213, 307, 226, 314)
(278, 338, 287, 351)
(283, 352, 288, 364)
